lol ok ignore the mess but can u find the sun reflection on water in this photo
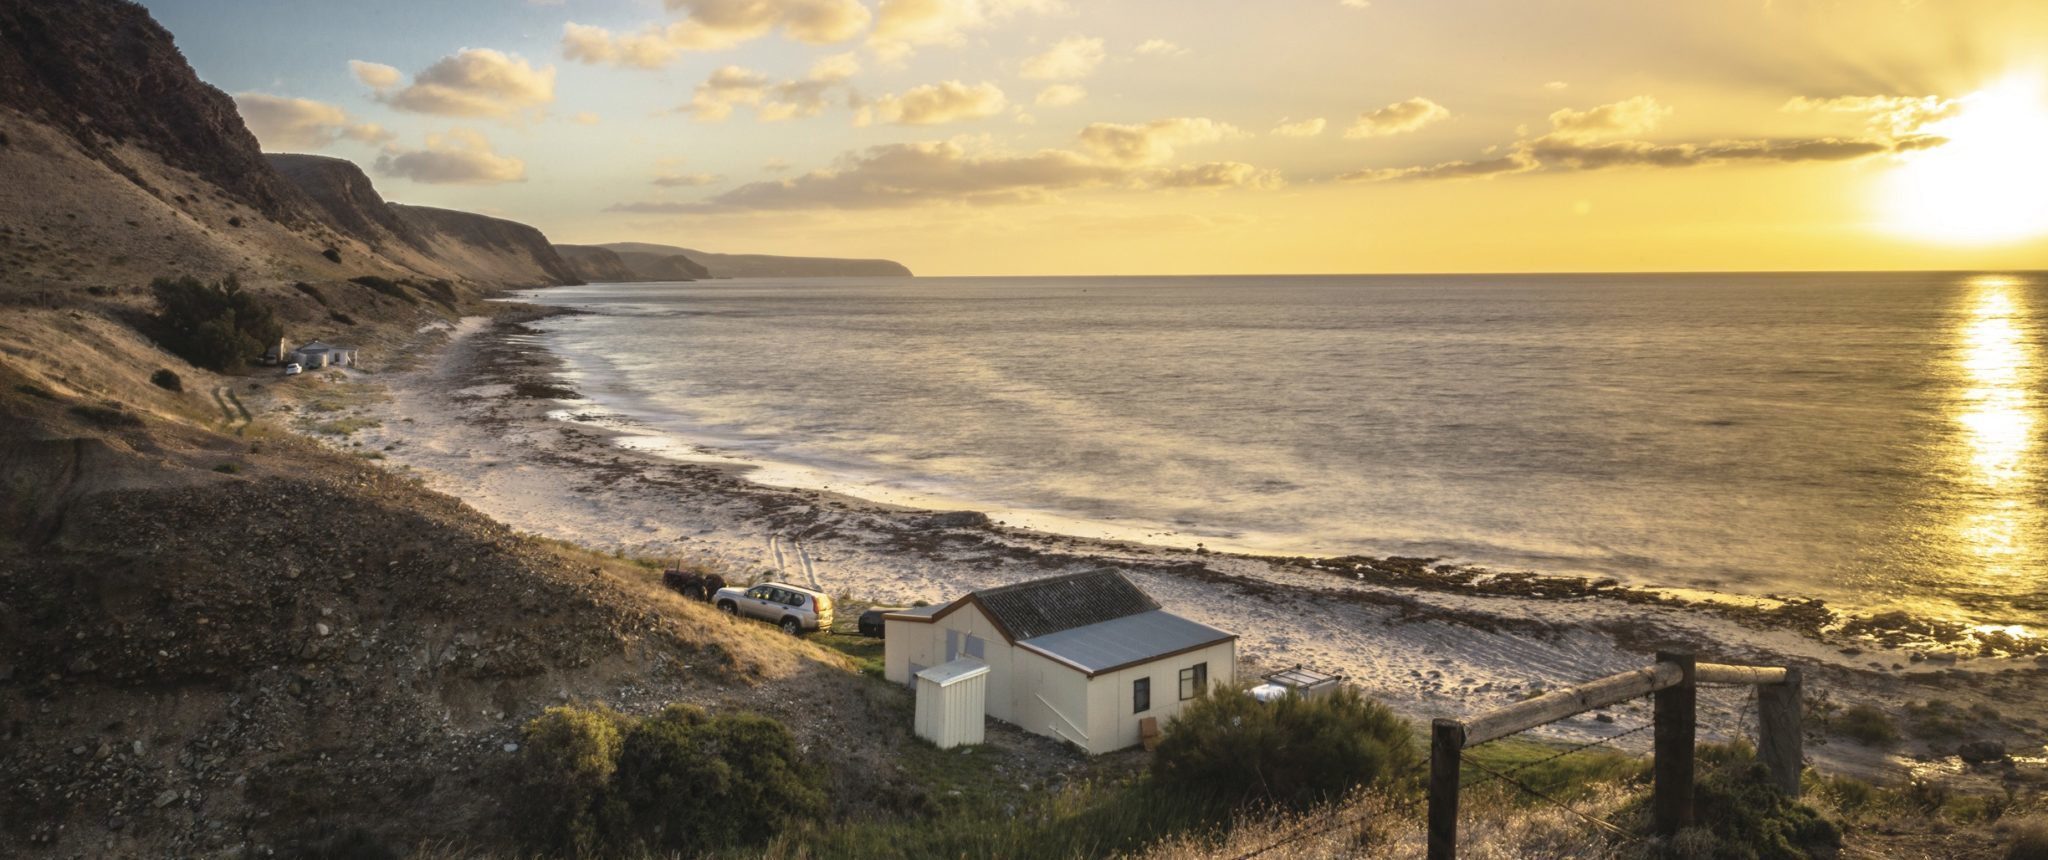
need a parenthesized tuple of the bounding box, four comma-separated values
(1950, 276, 2037, 574)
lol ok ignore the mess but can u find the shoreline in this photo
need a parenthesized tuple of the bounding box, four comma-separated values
(271, 306, 2048, 779)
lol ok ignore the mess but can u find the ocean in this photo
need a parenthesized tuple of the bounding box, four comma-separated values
(514, 271, 2048, 633)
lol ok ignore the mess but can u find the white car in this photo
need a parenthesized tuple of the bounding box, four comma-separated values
(282, 363, 303, 376)
(714, 582, 834, 635)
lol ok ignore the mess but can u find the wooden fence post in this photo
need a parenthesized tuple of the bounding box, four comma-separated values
(1757, 667, 1803, 797)
(1428, 718, 1464, 860)
(1652, 651, 1696, 836)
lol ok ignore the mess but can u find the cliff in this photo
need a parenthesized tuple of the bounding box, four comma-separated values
(599, 241, 912, 278)
(552, 243, 644, 283)
(391, 204, 583, 288)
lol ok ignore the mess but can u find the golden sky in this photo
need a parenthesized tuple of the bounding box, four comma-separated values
(160, 0, 2048, 274)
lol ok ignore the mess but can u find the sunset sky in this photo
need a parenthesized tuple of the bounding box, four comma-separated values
(149, 0, 2048, 275)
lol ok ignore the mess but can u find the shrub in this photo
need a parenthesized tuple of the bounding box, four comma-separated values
(148, 274, 281, 372)
(293, 281, 330, 307)
(513, 706, 629, 856)
(1836, 704, 1899, 746)
(322, 247, 341, 263)
(227, 216, 243, 228)
(2003, 816, 2048, 860)
(611, 704, 825, 853)
(350, 275, 417, 305)
(1664, 742, 1841, 860)
(150, 369, 183, 392)
(1151, 687, 1414, 810)
(510, 704, 823, 856)
(69, 404, 142, 428)
(213, 463, 241, 474)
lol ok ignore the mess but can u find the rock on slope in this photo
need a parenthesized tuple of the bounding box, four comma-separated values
(600, 241, 912, 278)
(551, 243, 646, 283)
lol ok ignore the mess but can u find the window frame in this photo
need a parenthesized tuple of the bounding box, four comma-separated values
(1133, 677, 1151, 714)
(1179, 662, 1208, 701)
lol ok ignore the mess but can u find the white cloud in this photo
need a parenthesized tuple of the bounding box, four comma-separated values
(1340, 0, 1370, 7)
(867, 81, 1008, 125)
(653, 171, 721, 186)
(569, 112, 601, 125)
(234, 93, 396, 150)
(680, 66, 771, 121)
(374, 128, 527, 184)
(1077, 117, 1242, 165)
(1145, 161, 1284, 190)
(563, 0, 870, 67)
(367, 49, 555, 121)
(348, 60, 403, 92)
(1134, 38, 1186, 57)
(869, 0, 1066, 62)
(1035, 84, 1086, 108)
(677, 55, 860, 122)
(1270, 117, 1327, 138)
(1546, 95, 1671, 141)
(1544, 81, 1570, 91)
(1021, 36, 1106, 81)
(1781, 94, 1961, 136)
(1343, 97, 1450, 139)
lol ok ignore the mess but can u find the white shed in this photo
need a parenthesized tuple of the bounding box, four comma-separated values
(914, 658, 990, 749)
(885, 570, 1236, 755)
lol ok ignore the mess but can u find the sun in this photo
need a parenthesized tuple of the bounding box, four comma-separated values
(1881, 74, 2048, 245)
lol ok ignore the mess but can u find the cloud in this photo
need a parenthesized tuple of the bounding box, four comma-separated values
(1270, 117, 1327, 138)
(1782, 94, 1961, 136)
(1339, 153, 1536, 182)
(1145, 161, 1284, 190)
(614, 140, 1124, 211)
(1340, 0, 1370, 7)
(1343, 128, 1944, 183)
(1021, 36, 1106, 80)
(762, 158, 793, 172)
(610, 129, 1285, 212)
(1343, 97, 1450, 139)
(1134, 38, 1185, 57)
(374, 128, 526, 184)
(1546, 95, 1671, 140)
(366, 49, 555, 121)
(234, 93, 395, 150)
(1035, 84, 1086, 108)
(563, 0, 869, 67)
(866, 81, 1008, 125)
(1077, 117, 1242, 165)
(348, 60, 403, 92)
(569, 112, 601, 125)
(869, 0, 1065, 62)
(679, 66, 770, 121)
(653, 171, 721, 186)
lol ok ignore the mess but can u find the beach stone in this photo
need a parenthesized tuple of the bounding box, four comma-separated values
(154, 789, 179, 808)
(1959, 740, 2008, 763)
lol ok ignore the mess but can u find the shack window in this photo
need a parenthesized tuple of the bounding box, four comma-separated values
(964, 634, 985, 659)
(1133, 677, 1151, 713)
(1179, 663, 1208, 700)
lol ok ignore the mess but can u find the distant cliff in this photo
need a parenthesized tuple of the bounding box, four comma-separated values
(552, 244, 637, 282)
(598, 242, 912, 278)
(391, 205, 583, 288)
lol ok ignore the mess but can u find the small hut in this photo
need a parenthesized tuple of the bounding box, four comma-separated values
(913, 658, 990, 749)
(291, 340, 358, 369)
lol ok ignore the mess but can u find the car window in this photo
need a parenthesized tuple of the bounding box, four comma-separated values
(784, 592, 806, 607)
(747, 586, 771, 599)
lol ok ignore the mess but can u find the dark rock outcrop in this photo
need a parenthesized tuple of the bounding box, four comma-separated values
(0, 0, 315, 223)
(599, 241, 911, 278)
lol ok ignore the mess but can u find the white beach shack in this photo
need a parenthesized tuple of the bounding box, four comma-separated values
(290, 340, 358, 369)
(884, 570, 1236, 755)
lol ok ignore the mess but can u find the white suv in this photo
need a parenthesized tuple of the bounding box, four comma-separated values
(713, 581, 834, 635)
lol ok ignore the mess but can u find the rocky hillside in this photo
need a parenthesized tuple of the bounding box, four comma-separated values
(600, 241, 912, 278)
(390, 204, 582, 288)
(551, 243, 644, 283)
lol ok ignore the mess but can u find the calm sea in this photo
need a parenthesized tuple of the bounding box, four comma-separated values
(516, 272, 2048, 632)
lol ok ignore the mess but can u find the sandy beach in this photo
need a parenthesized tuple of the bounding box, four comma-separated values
(268, 309, 2048, 780)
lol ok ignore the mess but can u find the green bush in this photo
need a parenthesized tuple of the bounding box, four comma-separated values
(149, 274, 281, 372)
(1665, 742, 1842, 860)
(1151, 687, 1414, 810)
(1836, 704, 1899, 746)
(510, 704, 823, 856)
(149, 368, 183, 391)
(322, 247, 341, 263)
(513, 706, 628, 856)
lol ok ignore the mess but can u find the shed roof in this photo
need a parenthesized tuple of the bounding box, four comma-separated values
(1017, 610, 1234, 676)
(973, 569, 1159, 640)
(915, 657, 990, 687)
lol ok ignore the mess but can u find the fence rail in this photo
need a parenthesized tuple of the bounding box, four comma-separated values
(1426, 651, 1802, 860)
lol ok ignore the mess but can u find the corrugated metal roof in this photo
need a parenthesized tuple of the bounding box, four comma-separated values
(916, 657, 990, 687)
(974, 569, 1159, 640)
(883, 604, 945, 620)
(1018, 610, 1233, 675)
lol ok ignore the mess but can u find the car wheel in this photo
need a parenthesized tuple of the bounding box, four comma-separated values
(717, 601, 737, 615)
(780, 617, 802, 636)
